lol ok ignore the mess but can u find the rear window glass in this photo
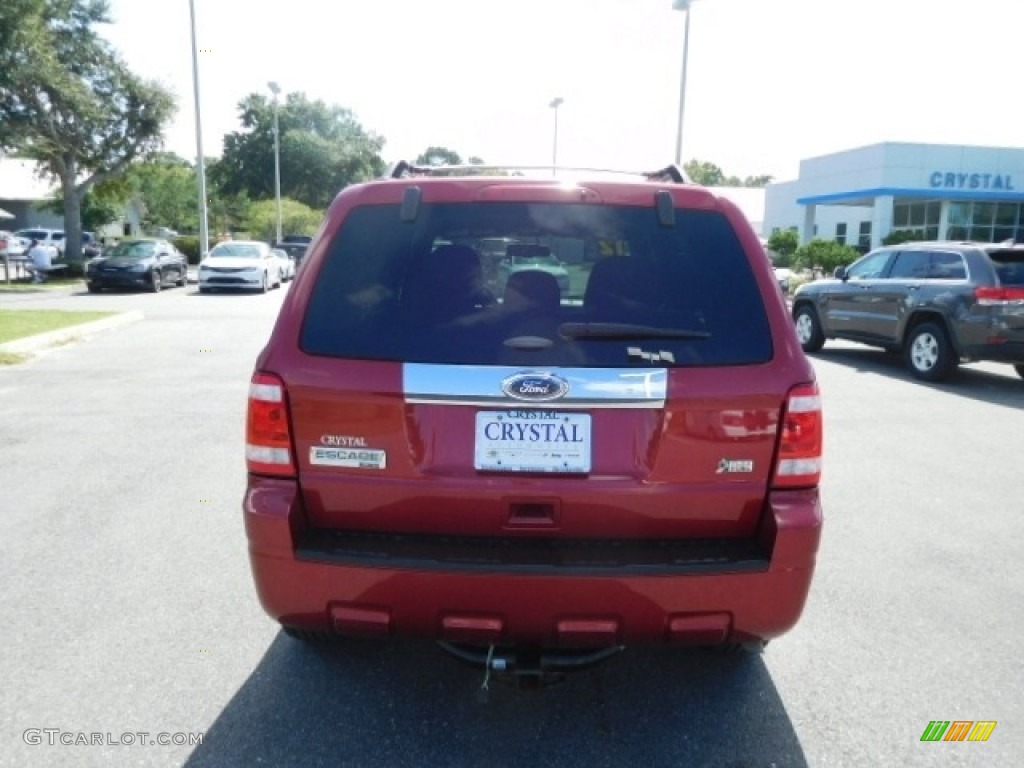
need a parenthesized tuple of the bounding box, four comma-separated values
(301, 202, 773, 367)
(987, 249, 1024, 285)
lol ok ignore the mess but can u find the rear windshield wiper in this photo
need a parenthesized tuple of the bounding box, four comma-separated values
(558, 322, 711, 340)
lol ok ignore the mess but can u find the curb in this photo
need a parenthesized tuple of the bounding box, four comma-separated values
(0, 311, 145, 355)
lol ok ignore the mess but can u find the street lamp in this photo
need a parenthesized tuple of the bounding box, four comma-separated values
(671, 0, 698, 166)
(549, 97, 563, 175)
(268, 81, 283, 244)
(188, 0, 210, 266)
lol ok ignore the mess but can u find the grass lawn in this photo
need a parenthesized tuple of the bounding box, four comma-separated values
(0, 351, 28, 365)
(0, 277, 85, 292)
(0, 308, 115, 345)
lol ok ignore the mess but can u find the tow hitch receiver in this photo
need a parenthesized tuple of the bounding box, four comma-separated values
(437, 642, 625, 693)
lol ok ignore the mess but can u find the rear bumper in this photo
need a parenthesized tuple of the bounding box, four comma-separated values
(243, 476, 823, 647)
(958, 341, 1024, 365)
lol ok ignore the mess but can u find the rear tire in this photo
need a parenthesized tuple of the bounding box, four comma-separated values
(1014, 364, 1024, 380)
(282, 625, 335, 643)
(87, 283, 101, 294)
(905, 322, 957, 382)
(793, 305, 825, 352)
(703, 639, 767, 655)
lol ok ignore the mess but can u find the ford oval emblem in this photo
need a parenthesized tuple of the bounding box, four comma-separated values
(501, 372, 570, 402)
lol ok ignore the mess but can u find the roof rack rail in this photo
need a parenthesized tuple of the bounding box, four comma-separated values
(643, 164, 691, 184)
(385, 162, 693, 183)
(387, 160, 431, 178)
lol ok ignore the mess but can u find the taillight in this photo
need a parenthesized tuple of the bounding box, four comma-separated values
(975, 286, 1024, 305)
(246, 372, 296, 476)
(773, 383, 822, 489)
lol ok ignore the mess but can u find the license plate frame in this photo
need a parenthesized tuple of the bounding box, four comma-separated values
(474, 410, 591, 473)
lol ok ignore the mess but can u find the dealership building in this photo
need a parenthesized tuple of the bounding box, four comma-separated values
(763, 142, 1024, 251)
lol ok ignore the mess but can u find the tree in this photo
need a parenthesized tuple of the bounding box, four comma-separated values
(683, 160, 773, 188)
(244, 199, 322, 242)
(127, 153, 200, 235)
(793, 239, 860, 274)
(684, 159, 726, 186)
(766, 229, 799, 268)
(415, 146, 461, 166)
(461, 156, 496, 176)
(214, 92, 385, 211)
(205, 171, 251, 239)
(0, 0, 176, 260)
(41, 178, 127, 232)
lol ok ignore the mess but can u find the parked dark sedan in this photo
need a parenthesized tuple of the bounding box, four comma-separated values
(271, 235, 312, 266)
(86, 238, 188, 293)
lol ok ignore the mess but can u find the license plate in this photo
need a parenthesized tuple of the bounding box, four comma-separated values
(474, 410, 591, 473)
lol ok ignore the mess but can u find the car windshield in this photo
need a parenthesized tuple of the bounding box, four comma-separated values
(209, 244, 262, 259)
(108, 241, 157, 259)
(301, 202, 772, 367)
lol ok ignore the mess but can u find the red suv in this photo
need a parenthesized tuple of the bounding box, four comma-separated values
(244, 163, 823, 680)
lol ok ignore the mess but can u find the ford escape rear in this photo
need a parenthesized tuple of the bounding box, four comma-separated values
(243, 163, 824, 673)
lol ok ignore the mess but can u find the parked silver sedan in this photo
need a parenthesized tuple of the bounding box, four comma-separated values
(271, 248, 296, 282)
(198, 240, 283, 293)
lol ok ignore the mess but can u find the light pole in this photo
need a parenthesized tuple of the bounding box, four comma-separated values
(268, 81, 283, 244)
(549, 97, 563, 175)
(672, 0, 697, 166)
(188, 0, 209, 267)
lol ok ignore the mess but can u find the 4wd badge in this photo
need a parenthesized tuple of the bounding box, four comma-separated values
(717, 458, 754, 474)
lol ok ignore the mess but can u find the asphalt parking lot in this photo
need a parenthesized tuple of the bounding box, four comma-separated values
(1, 283, 1022, 767)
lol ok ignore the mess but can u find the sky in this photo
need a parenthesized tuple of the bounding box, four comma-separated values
(101, 0, 1024, 184)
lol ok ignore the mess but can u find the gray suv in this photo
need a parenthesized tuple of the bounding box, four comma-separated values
(792, 241, 1024, 382)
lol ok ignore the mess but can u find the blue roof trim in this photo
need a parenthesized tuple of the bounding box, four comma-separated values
(797, 187, 1024, 205)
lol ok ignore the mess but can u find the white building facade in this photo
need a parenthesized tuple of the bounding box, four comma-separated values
(764, 142, 1024, 252)
(0, 156, 143, 238)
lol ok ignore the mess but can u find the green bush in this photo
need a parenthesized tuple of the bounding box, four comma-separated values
(793, 239, 861, 274)
(244, 199, 322, 242)
(766, 229, 799, 268)
(173, 236, 215, 265)
(789, 273, 813, 292)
